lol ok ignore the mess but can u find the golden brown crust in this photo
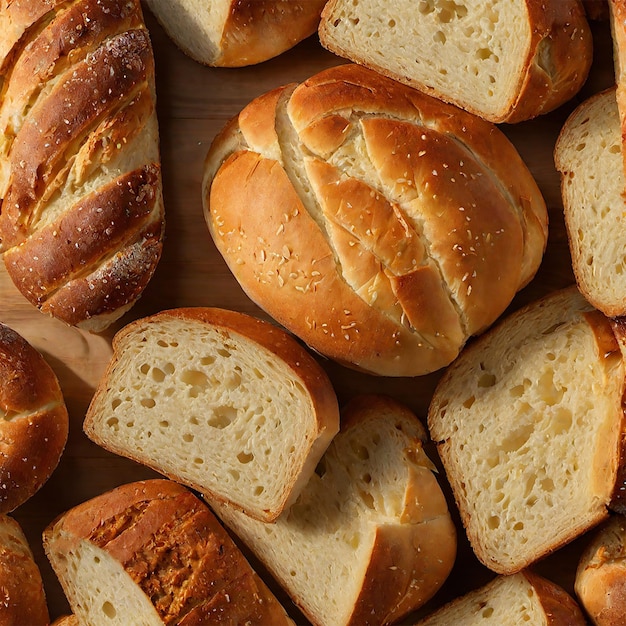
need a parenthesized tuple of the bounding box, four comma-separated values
(0, 323, 68, 513)
(523, 570, 587, 625)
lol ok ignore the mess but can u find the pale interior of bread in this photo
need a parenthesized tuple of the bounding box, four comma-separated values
(320, 0, 529, 118)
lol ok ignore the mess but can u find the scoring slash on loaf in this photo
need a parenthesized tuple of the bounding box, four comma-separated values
(43, 479, 296, 626)
(203, 63, 548, 377)
(0, 322, 68, 514)
(428, 287, 626, 575)
(207, 394, 457, 626)
(318, 0, 592, 123)
(0, 0, 165, 331)
(83, 307, 340, 522)
(414, 570, 586, 625)
(144, 0, 328, 67)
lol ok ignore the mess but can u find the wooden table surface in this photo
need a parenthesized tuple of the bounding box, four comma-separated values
(1, 8, 617, 623)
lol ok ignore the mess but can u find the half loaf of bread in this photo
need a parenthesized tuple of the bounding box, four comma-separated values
(43, 479, 295, 626)
(414, 570, 586, 625)
(428, 287, 626, 575)
(0, 0, 164, 331)
(207, 394, 457, 626)
(144, 0, 327, 67)
(203, 63, 548, 377)
(83, 307, 340, 522)
(318, 0, 592, 123)
(0, 322, 68, 513)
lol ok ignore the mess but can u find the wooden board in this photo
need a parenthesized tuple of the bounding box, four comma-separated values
(1, 9, 617, 622)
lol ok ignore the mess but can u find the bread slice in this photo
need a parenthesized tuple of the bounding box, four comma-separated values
(610, 1, 626, 181)
(414, 571, 586, 625)
(575, 514, 626, 626)
(83, 307, 339, 522)
(554, 89, 626, 317)
(43, 479, 295, 626)
(428, 286, 626, 575)
(207, 394, 457, 626)
(318, 0, 592, 123)
(144, 0, 327, 67)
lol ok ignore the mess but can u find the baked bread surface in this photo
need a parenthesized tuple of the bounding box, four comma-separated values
(203, 63, 548, 377)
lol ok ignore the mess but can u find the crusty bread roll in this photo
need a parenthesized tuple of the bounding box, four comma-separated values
(0, 0, 164, 331)
(144, 0, 327, 67)
(415, 571, 586, 625)
(318, 0, 593, 123)
(554, 89, 626, 317)
(84, 307, 339, 522)
(203, 63, 548, 377)
(575, 515, 626, 626)
(0, 322, 68, 513)
(428, 287, 626, 575)
(43, 479, 295, 626)
(0, 513, 49, 625)
(208, 394, 457, 626)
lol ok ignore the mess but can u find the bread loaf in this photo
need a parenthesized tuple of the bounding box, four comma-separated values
(203, 63, 548, 377)
(0, 0, 164, 331)
(428, 287, 626, 575)
(318, 0, 592, 124)
(144, 0, 327, 67)
(0, 322, 68, 513)
(207, 394, 457, 626)
(0, 513, 49, 625)
(610, 1, 626, 179)
(43, 479, 295, 626)
(575, 515, 626, 626)
(83, 307, 339, 522)
(414, 571, 586, 625)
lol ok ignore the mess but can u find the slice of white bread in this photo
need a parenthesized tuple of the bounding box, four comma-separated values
(414, 570, 586, 625)
(575, 514, 626, 626)
(428, 286, 626, 575)
(83, 307, 340, 522)
(554, 89, 626, 317)
(318, 0, 592, 123)
(43, 479, 295, 626)
(207, 394, 457, 626)
(144, 0, 327, 67)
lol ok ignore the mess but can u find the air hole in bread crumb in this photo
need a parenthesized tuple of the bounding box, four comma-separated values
(434, 30, 446, 44)
(201, 356, 216, 365)
(238, 451, 254, 464)
(362, 473, 372, 484)
(181, 369, 209, 389)
(217, 348, 232, 358)
(208, 406, 236, 428)
(482, 607, 494, 618)
(229, 469, 240, 480)
(193, 457, 204, 465)
(360, 490, 375, 509)
(254, 486, 264, 495)
(351, 442, 370, 460)
(513, 522, 524, 531)
(102, 602, 116, 618)
(140, 363, 149, 374)
(575, 142, 586, 151)
(106, 417, 119, 430)
(610, 144, 621, 154)
(183, 433, 194, 443)
(111, 398, 122, 410)
(151, 367, 166, 382)
(141, 398, 156, 408)
(488, 515, 500, 529)
(477, 373, 496, 387)
(159, 420, 169, 428)
(463, 396, 475, 409)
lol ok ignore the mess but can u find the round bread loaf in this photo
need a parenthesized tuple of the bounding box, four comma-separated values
(0, 322, 69, 513)
(202, 64, 548, 376)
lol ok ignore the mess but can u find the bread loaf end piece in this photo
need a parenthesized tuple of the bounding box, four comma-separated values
(43, 479, 295, 626)
(429, 287, 626, 574)
(208, 394, 456, 626)
(84, 307, 340, 522)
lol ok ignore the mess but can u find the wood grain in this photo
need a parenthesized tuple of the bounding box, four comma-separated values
(0, 8, 616, 622)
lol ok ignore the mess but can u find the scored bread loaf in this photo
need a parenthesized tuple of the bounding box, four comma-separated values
(144, 0, 327, 67)
(207, 394, 457, 626)
(414, 570, 586, 625)
(0, 513, 49, 625)
(83, 307, 340, 522)
(43, 479, 295, 626)
(428, 286, 626, 575)
(318, 0, 592, 124)
(203, 63, 548, 377)
(554, 89, 626, 317)
(0, 0, 164, 331)
(0, 322, 68, 513)
(575, 514, 626, 626)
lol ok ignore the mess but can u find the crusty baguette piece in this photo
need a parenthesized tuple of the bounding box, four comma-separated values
(0, 322, 68, 513)
(414, 571, 586, 625)
(84, 307, 339, 522)
(554, 89, 626, 317)
(0, 0, 164, 331)
(144, 0, 327, 67)
(575, 514, 626, 626)
(428, 286, 626, 575)
(318, 0, 592, 124)
(43, 479, 295, 626)
(203, 63, 548, 377)
(207, 394, 457, 626)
